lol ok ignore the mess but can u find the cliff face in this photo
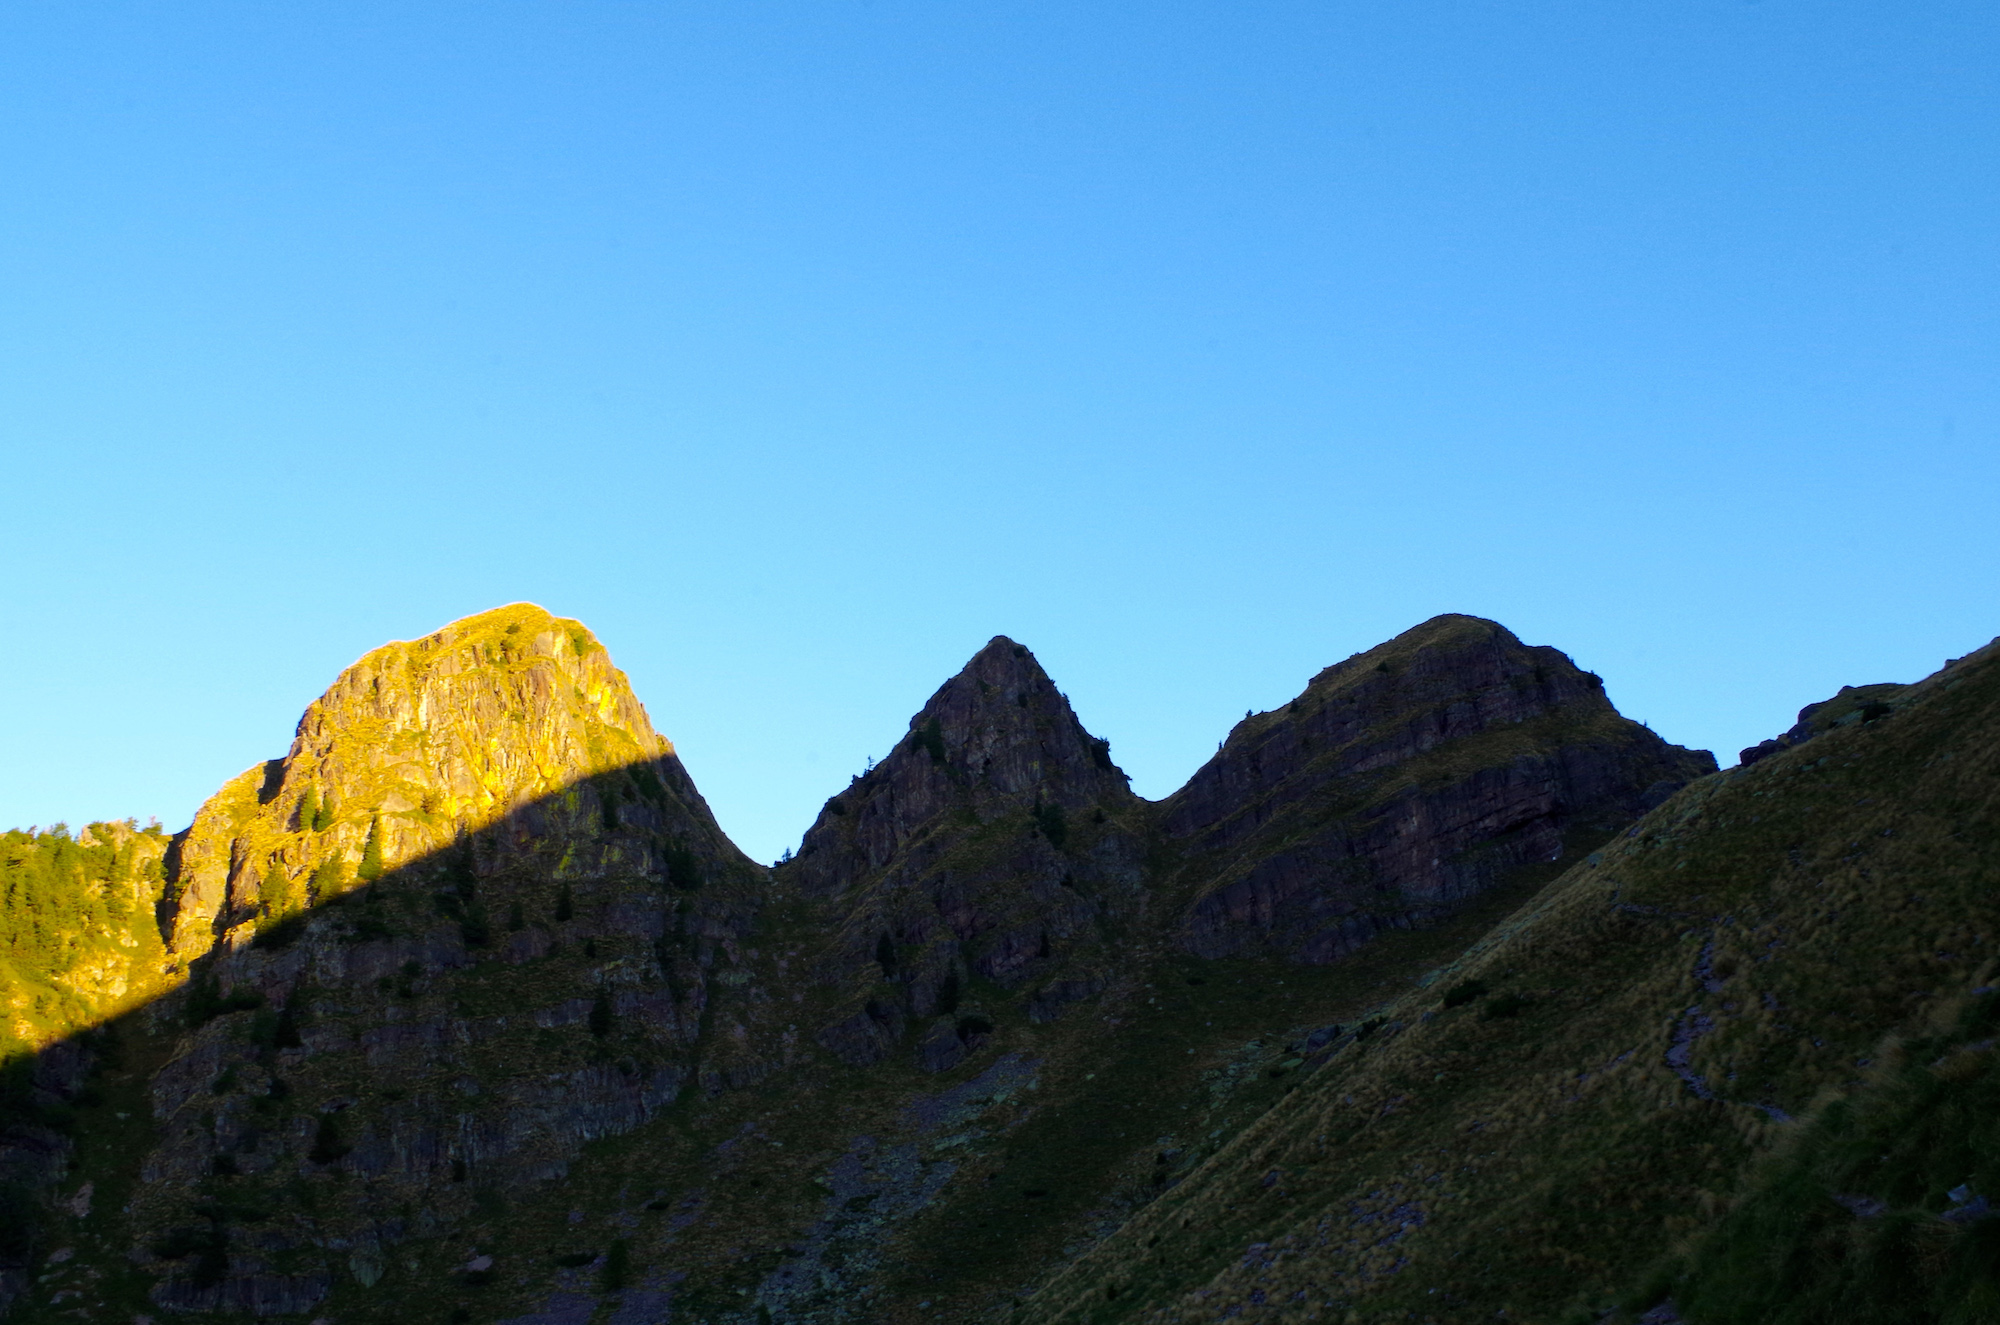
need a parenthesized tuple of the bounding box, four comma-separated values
(1159, 614, 1716, 962)
(788, 637, 1147, 1069)
(165, 603, 739, 961)
(114, 605, 765, 1318)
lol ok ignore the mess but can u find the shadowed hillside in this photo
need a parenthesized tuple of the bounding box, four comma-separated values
(1023, 636, 2000, 1324)
(2, 607, 1762, 1324)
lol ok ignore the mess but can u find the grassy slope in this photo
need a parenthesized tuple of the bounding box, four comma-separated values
(1025, 638, 2000, 1324)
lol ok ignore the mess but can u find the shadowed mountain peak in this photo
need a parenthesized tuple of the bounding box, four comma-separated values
(1157, 612, 1717, 963)
(788, 636, 1132, 899)
(783, 637, 1147, 1068)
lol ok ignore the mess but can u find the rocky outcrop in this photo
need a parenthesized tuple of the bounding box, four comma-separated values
(1737, 681, 1908, 766)
(789, 637, 1147, 1066)
(165, 603, 739, 961)
(111, 605, 766, 1317)
(1160, 615, 1716, 962)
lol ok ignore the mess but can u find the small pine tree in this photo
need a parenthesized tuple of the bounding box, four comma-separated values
(875, 932, 896, 977)
(1033, 802, 1069, 850)
(356, 815, 385, 883)
(310, 855, 346, 904)
(296, 788, 320, 834)
(309, 1113, 349, 1164)
(554, 882, 574, 923)
(913, 716, 947, 764)
(259, 863, 296, 919)
(272, 998, 303, 1049)
(506, 899, 524, 932)
(601, 1238, 630, 1292)
(444, 837, 477, 897)
(664, 842, 702, 891)
(312, 794, 335, 832)
(589, 988, 614, 1038)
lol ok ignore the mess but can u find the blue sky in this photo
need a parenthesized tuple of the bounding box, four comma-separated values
(3, 2, 1995, 863)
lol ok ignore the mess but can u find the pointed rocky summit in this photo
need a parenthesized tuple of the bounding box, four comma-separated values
(786, 636, 1147, 1068)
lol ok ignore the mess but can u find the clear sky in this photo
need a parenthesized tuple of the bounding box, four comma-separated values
(3, 2, 1995, 864)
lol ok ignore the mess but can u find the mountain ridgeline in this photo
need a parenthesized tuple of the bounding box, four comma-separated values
(5, 604, 1992, 1324)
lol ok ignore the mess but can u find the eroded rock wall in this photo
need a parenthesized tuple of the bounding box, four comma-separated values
(1161, 615, 1717, 962)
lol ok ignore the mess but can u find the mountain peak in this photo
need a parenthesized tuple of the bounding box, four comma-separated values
(788, 637, 1129, 897)
(164, 604, 726, 958)
(1159, 614, 1716, 961)
(910, 636, 1116, 798)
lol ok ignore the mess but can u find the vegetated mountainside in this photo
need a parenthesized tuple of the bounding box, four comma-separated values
(1024, 638, 2000, 1325)
(2, 820, 174, 1055)
(0, 819, 177, 1297)
(1, 608, 1718, 1325)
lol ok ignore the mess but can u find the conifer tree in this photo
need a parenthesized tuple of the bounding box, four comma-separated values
(554, 881, 574, 923)
(309, 1113, 349, 1163)
(259, 863, 296, 919)
(310, 855, 346, 904)
(356, 815, 385, 883)
(296, 789, 319, 833)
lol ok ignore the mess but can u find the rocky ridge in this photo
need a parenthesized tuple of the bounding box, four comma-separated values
(4, 607, 1751, 1325)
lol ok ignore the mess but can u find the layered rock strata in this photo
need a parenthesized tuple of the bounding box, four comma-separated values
(1160, 615, 1717, 963)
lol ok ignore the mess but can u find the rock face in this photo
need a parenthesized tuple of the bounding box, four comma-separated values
(788, 637, 1147, 1067)
(1159, 615, 1716, 963)
(165, 603, 738, 961)
(117, 605, 765, 1316)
